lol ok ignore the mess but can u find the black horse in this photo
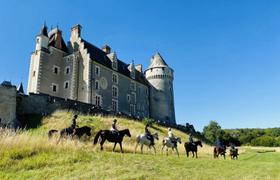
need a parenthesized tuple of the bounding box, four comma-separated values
(214, 146, 226, 159)
(93, 129, 131, 153)
(56, 126, 92, 143)
(184, 140, 203, 158)
(230, 148, 238, 160)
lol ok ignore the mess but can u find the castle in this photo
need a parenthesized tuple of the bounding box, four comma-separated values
(27, 24, 176, 124)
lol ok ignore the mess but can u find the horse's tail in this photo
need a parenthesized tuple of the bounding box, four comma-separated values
(93, 130, 102, 145)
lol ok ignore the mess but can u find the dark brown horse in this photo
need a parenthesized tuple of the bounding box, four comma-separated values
(93, 129, 131, 153)
(56, 126, 92, 143)
(214, 146, 226, 159)
(230, 148, 238, 160)
(184, 140, 203, 158)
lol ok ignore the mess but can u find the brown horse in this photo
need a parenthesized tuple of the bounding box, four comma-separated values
(184, 140, 203, 158)
(214, 146, 226, 159)
(93, 129, 131, 153)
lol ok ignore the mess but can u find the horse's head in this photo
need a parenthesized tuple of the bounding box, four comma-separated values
(197, 140, 203, 147)
(153, 132, 159, 140)
(124, 129, 131, 137)
(176, 137, 182, 144)
(86, 129, 92, 136)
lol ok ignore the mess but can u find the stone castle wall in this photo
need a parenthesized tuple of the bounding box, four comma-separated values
(0, 85, 18, 127)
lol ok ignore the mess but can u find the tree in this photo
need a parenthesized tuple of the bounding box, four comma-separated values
(203, 121, 224, 143)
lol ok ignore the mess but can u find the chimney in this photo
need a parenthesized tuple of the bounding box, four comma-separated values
(136, 64, 143, 73)
(71, 24, 82, 42)
(102, 44, 111, 54)
(54, 28, 62, 49)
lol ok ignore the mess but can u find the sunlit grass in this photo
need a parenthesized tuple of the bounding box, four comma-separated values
(0, 111, 280, 179)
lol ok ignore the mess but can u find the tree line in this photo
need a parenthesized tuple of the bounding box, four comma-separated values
(202, 121, 280, 147)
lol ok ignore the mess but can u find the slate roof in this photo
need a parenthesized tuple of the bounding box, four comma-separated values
(48, 28, 68, 52)
(81, 39, 147, 85)
(148, 52, 168, 68)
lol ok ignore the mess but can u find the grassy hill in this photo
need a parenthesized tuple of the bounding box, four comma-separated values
(1, 111, 280, 179)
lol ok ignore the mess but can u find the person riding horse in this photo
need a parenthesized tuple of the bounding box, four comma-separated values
(168, 128, 177, 146)
(145, 124, 154, 145)
(67, 114, 79, 135)
(189, 133, 194, 145)
(111, 119, 119, 135)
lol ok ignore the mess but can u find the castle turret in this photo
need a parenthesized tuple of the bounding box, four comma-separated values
(144, 53, 176, 124)
(35, 23, 49, 51)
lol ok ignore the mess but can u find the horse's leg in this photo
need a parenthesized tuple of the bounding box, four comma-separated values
(100, 139, 105, 151)
(192, 151, 195, 158)
(134, 143, 138, 153)
(166, 147, 168, 156)
(140, 144, 144, 154)
(113, 142, 117, 152)
(195, 151, 198, 158)
(161, 144, 165, 154)
(186, 150, 189, 157)
(119, 142, 124, 153)
(175, 147, 179, 157)
(152, 145, 156, 155)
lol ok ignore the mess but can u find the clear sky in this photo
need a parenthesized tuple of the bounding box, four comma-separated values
(1, 0, 280, 131)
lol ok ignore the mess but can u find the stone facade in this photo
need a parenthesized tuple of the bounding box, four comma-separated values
(0, 82, 18, 127)
(27, 24, 176, 124)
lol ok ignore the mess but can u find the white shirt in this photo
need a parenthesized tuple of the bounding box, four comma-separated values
(168, 131, 174, 138)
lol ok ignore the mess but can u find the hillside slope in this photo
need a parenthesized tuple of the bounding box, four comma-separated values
(1, 111, 280, 179)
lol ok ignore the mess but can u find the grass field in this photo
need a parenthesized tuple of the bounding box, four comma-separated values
(0, 111, 280, 179)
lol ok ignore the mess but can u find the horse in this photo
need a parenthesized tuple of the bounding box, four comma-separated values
(134, 132, 159, 154)
(214, 146, 226, 159)
(230, 148, 238, 160)
(93, 129, 131, 153)
(184, 140, 203, 158)
(56, 126, 92, 143)
(161, 137, 181, 157)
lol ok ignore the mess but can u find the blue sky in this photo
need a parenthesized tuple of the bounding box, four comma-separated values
(1, 0, 280, 131)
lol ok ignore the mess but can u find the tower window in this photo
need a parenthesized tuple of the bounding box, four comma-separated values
(53, 66, 60, 75)
(33, 71, 36, 77)
(95, 66, 100, 76)
(64, 81, 69, 89)
(51, 83, 58, 92)
(65, 67, 70, 75)
(127, 94, 130, 102)
(95, 80, 99, 90)
(95, 95, 102, 107)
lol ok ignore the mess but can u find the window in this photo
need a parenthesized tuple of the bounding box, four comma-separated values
(36, 38, 39, 44)
(112, 86, 118, 98)
(95, 80, 99, 90)
(64, 81, 69, 89)
(51, 83, 58, 92)
(112, 61, 117, 70)
(112, 73, 118, 84)
(127, 94, 130, 102)
(65, 67, 70, 75)
(33, 71, 36, 77)
(130, 82, 136, 91)
(95, 95, 102, 107)
(131, 92, 136, 103)
(53, 66, 60, 75)
(112, 100, 118, 112)
(95, 66, 100, 76)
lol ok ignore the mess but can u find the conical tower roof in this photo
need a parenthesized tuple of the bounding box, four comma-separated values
(148, 52, 168, 68)
(39, 23, 48, 37)
(17, 82, 24, 94)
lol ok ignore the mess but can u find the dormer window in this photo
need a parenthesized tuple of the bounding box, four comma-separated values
(112, 61, 117, 70)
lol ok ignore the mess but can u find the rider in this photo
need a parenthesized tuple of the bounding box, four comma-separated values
(145, 124, 154, 145)
(168, 127, 177, 146)
(111, 119, 119, 134)
(189, 133, 194, 145)
(69, 114, 78, 135)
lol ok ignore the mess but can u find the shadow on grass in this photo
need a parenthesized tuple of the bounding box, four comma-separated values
(18, 114, 44, 129)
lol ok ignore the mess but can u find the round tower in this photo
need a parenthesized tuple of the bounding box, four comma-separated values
(144, 53, 176, 125)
